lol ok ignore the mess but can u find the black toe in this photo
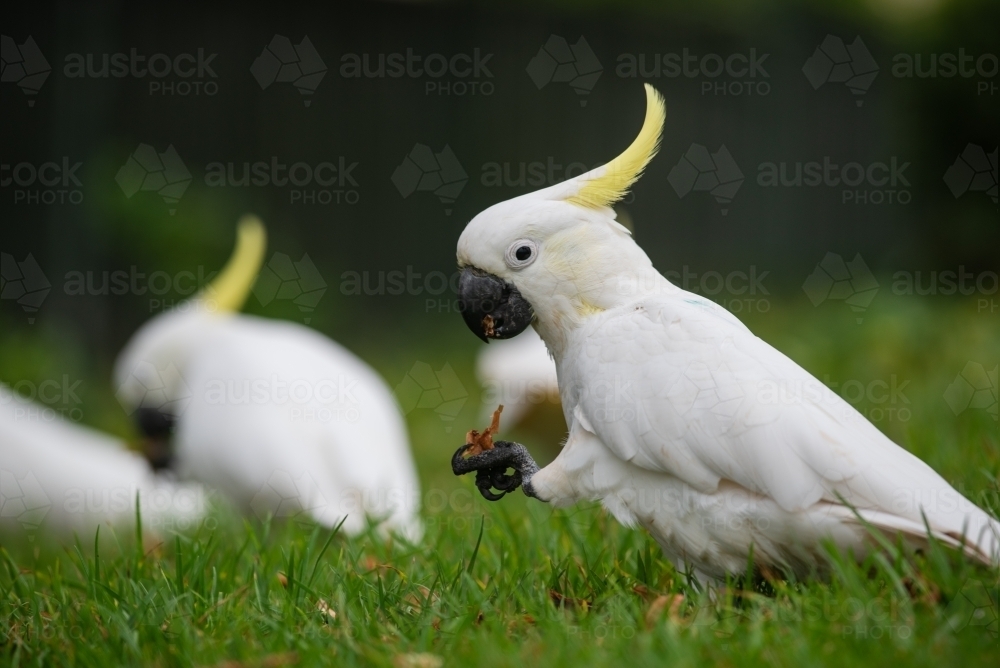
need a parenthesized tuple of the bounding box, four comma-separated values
(476, 469, 508, 500)
(490, 468, 522, 492)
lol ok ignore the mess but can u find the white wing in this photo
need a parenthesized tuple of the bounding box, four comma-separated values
(562, 294, 1000, 562)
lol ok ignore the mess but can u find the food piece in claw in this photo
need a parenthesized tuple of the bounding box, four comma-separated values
(464, 404, 503, 456)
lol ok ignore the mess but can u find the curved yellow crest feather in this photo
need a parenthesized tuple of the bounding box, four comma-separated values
(202, 215, 267, 312)
(566, 84, 666, 209)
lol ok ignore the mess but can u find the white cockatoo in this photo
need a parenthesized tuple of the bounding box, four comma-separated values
(451, 84, 1000, 581)
(114, 217, 421, 538)
(476, 327, 559, 428)
(0, 383, 206, 537)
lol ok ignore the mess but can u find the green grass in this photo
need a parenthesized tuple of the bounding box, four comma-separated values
(2, 296, 999, 667)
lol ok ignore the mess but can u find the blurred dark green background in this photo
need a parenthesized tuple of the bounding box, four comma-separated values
(1, 0, 997, 452)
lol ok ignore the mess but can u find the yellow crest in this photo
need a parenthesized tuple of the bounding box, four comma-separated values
(566, 84, 666, 209)
(202, 215, 267, 312)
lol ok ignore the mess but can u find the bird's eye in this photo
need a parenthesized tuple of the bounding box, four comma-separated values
(505, 239, 537, 269)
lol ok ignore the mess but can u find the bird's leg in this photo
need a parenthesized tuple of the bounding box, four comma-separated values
(452, 440, 541, 501)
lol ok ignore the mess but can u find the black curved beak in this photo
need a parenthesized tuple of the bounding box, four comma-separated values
(458, 267, 534, 343)
(135, 406, 176, 471)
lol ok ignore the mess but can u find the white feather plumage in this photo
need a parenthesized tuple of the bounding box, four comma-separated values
(0, 383, 206, 537)
(114, 308, 421, 539)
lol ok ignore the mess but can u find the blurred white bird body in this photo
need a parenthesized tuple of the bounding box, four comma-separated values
(163, 311, 419, 535)
(115, 220, 421, 538)
(0, 383, 206, 537)
(454, 85, 1000, 580)
(476, 328, 559, 427)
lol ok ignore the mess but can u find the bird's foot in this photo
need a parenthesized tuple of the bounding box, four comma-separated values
(452, 440, 541, 501)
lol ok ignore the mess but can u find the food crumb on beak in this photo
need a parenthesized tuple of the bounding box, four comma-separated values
(482, 314, 496, 338)
(463, 405, 504, 456)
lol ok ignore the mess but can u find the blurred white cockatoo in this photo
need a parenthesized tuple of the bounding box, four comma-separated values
(476, 328, 559, 428)
(451, 84, 1000, 581)
(114, 218, 421, 538)
(0, 383, 206, 537)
